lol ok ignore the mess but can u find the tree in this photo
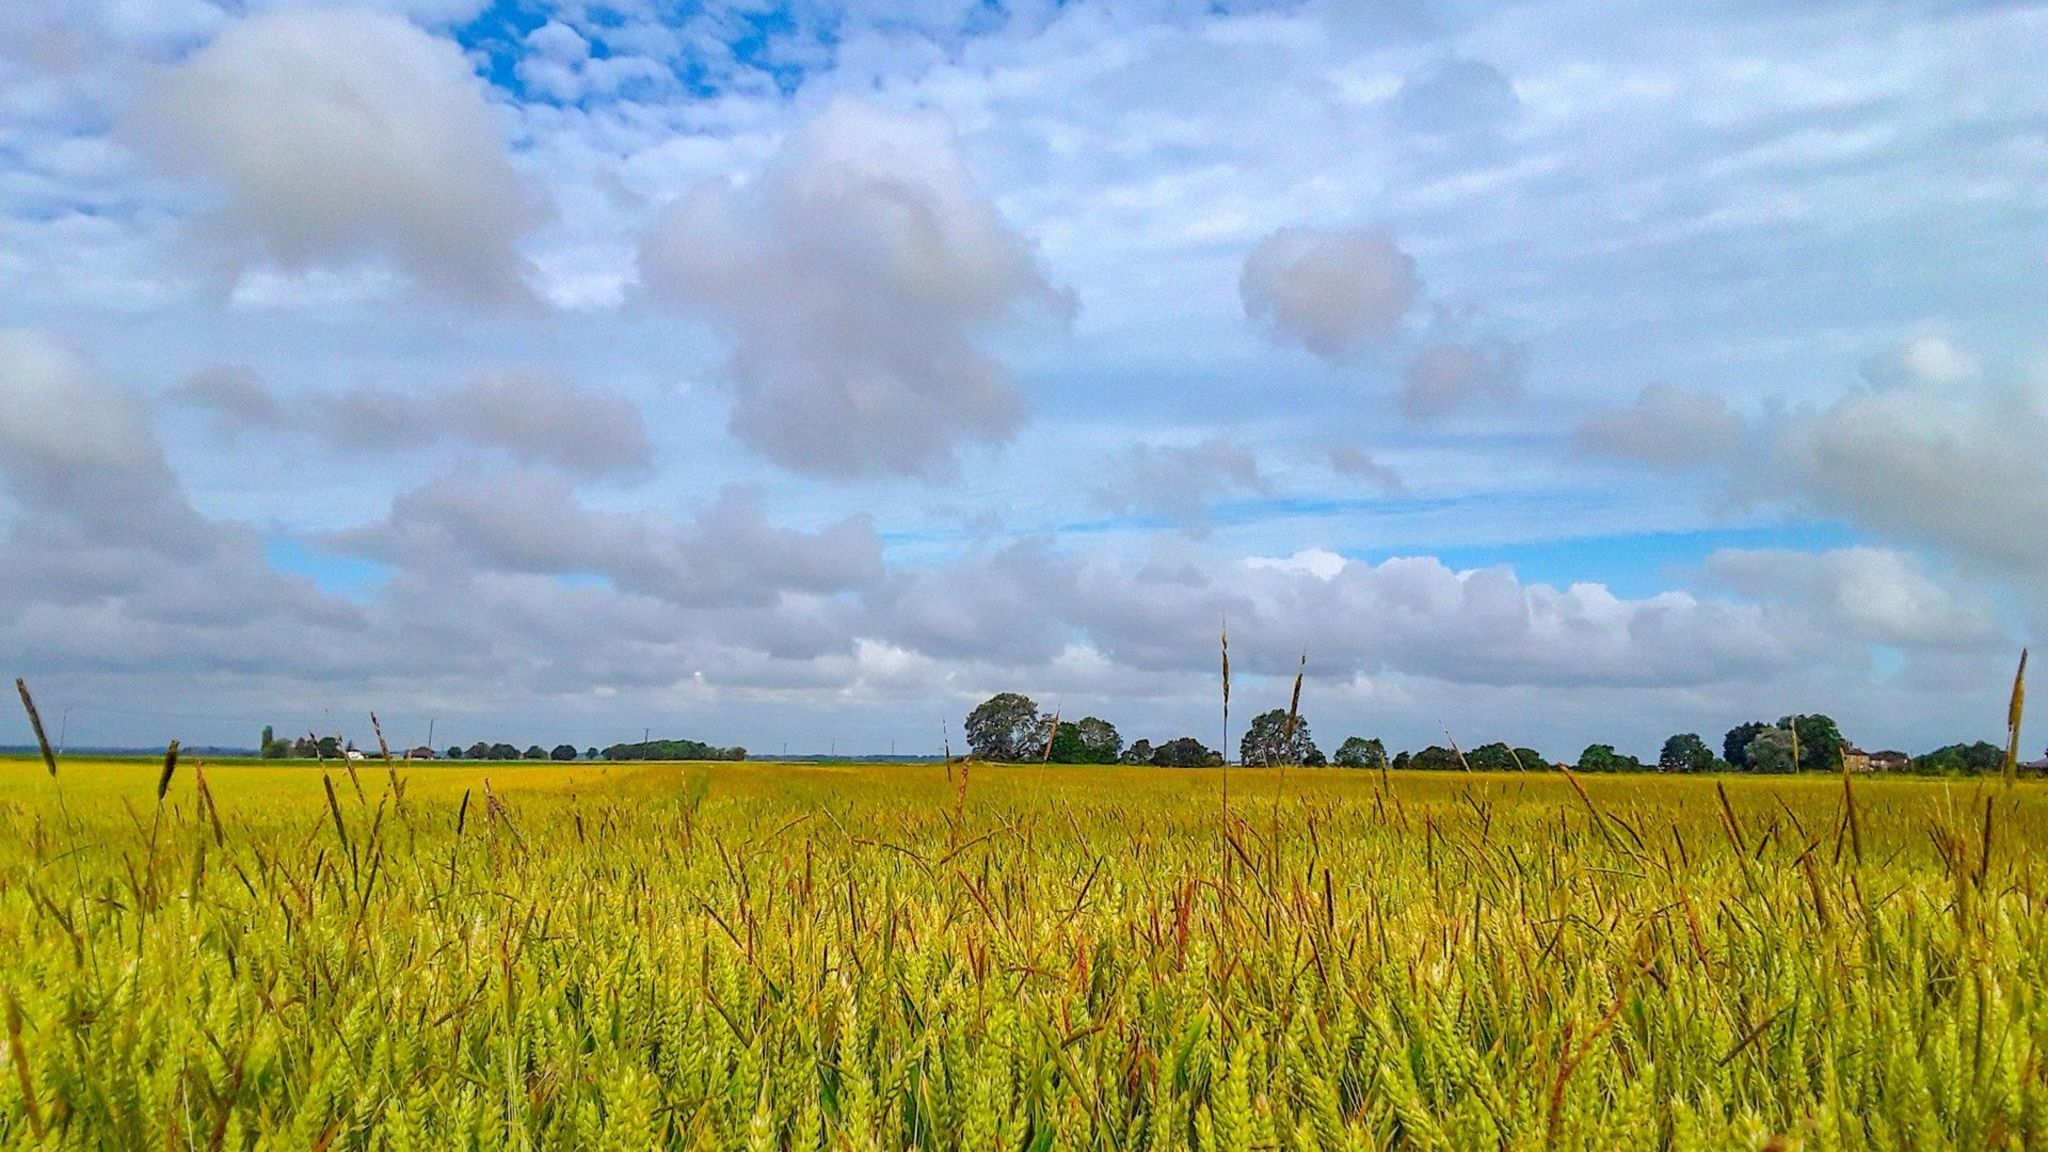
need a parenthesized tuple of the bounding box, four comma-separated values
(1152, 737, 1221, 767)
(1576, 744, 1643, 773)
(317, 736, 341, 759)
(1332, 736, 1387, 769)
(1466, 742, 1529, 772)
(260, 725, 274, 754)
(551, 744, 578, 761)
(1074, 717, 1122, 763)
(1913, 742, 2003, 775)
(1659, 733, 1715, 774)
(1723, 722, 1769, 770)
(964, 693, 1046, 761)
(1778, 714, 1845, 772)
(292, 736, 318, 757)
(1048, 722, 1086, 763)
(1121, 739, 1154, 765)
(1239, 708, 1319, 766)
(1409, 746, 1464, 771)
(585, 747, 599, 760)
(523, 745, 547, 760)
(1047, 717, 1121, 764)
(468, 741, 491, 760)
(445, 746, 463, 760)
(489, 743, 519, 760)
(1391, 751, 1412, 771)
(1744, 728, 1798, 774)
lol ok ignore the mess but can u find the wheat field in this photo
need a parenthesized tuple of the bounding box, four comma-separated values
(0, 756, 2044, 1149)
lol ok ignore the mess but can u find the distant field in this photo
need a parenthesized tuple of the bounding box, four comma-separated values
(1, 755, 2043, 1148)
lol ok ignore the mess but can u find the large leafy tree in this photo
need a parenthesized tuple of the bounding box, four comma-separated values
(1049, 717, 1122, 763)
(1152, 737, 1222, 767)
(1659, 733, 1716, 773)
(1913, 741, 2004, 775)
(1467, 742, 1544, 772)
(1239, 708, 1319, 766)
(1121, 739, 1154, 765)
(550, 744, 579, 761)
(1778, 714, 1846, 772)
(1576, 744, 1644, 773)
(1723, 721, 1769, 769)
(1332, 736, 1387, 769)
(964, 693, 1046, 761)
(1074, 717, 1122, 762)
(1744, 728, 1799, 774)
(1408, 746, 1464, 771)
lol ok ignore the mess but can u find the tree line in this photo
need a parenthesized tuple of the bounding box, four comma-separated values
(255, 727, 744, 762)
(962, 696, 2033, 776)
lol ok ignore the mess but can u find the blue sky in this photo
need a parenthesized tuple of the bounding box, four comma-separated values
(1, 0, 2043, 758)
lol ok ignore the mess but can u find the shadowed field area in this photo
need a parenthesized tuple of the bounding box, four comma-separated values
(1, 756, 2044, 1149)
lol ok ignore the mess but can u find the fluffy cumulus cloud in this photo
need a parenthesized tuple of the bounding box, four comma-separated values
(1326, 445, 1405, 493)
(133, 8, 542, 305)
(173, 370, 652, 477)
(1090, 439, 1269, 525)
(0, 330, 205, 552)
(333, 472, 883, 609)
(869, 544, 1813, 693)
(1240, 228, 1420, 361)
(1578, 337, 2048, 572)
(1575, 383, 1746, 470)
(639, 97, 1071, 480)
(1400, 340, 1524, 419)
(0, 330, 367, 681)
(1702, 547, 2000, 650)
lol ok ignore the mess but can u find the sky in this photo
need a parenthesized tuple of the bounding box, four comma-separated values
(1, 0, 2044, 760)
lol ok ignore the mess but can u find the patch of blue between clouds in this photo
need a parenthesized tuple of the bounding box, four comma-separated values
(1425, 524, 1867, 598)
(264, 537, 394, 603)
(456, 0, 550, 94)
(458, 0, 831, 103)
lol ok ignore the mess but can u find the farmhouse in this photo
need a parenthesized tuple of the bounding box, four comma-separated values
(1841, 746, 1909, 773)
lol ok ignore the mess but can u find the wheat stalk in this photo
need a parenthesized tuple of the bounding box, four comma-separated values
(2004, 648, 2027, 788)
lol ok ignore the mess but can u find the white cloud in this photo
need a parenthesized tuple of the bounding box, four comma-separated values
(1578, 337, 2048, 571)
(333, 471, 883, 610)
(1240, 227, 1420, 361)
(639, 97, 1072, 479)
(1575, 382, 1745, 469)
(1326, 444, 1405, 492)
(1089, 438, 1268, 525)
(1400, 339, 1523, 419)
(170, 370, 653, 477)
(1703, 546, 2000, 649)
(134, 8, 543, 306)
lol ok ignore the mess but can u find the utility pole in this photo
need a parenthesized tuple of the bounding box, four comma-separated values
(426, 718, 435, 751)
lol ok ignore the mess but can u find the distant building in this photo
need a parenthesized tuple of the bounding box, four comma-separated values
(1843, 746, 1909, 773)
(404, 746, 438, 760)
(344, 749, 366, 762)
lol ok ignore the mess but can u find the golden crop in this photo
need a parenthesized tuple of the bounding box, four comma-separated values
(0, 757, 2043, 1149)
